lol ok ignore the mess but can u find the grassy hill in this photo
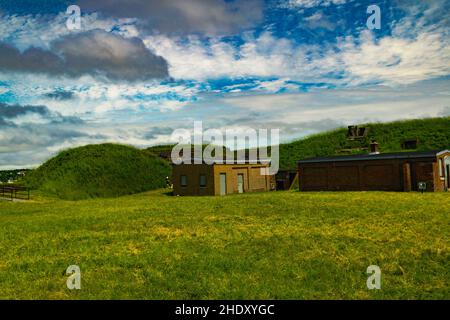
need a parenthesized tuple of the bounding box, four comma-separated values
(147, 117, 450, 170)
(0, 190, 448, 299)
(23, 117, 447, 197)
(146, 144, 175, 155)
(24, 143, 171, 200)
(279, 117, 450, 169)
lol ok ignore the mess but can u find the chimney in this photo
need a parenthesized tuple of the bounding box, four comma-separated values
(369, 140, 380, 154)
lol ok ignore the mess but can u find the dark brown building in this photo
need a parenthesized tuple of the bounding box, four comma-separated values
(172, 161, 274, 196)
(275, 170, 298, 190)
(297, 150, 450, 192)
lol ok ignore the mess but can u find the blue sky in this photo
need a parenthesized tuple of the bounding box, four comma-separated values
(0, 0, 449, 168)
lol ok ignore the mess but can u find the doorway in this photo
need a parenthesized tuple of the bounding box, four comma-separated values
(446, 164, 450, 191)
(445, 156, 450, 191)
(220, 173, 227, 196)
(237, 174, 244, 194)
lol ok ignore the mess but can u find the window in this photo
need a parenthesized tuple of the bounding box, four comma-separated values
(199, 174, 207, 188)
(180, 175, 187, 187)
(439, 159, 444, 177)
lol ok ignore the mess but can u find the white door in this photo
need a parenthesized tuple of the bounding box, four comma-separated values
(220, 173, 226, 196)
(238, 174, 244, 194)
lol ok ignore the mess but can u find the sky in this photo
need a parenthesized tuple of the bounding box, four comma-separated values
(0, 0, 449, 169)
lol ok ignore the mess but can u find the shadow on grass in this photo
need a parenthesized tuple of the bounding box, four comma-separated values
(162, 190, 174, 197)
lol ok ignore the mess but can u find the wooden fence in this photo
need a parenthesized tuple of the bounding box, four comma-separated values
(0, 185, 30, 201)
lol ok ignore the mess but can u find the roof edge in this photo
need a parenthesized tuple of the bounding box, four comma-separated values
(437, 149, 450, 156)
(297, 150, 449, 164)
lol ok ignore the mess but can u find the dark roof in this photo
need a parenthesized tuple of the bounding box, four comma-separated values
(297, 150, 449, 164)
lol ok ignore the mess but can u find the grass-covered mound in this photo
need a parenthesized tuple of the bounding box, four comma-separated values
(147, 117, 450, 170)
(279, 117, 450, 169)
(25, 143, 171, 200)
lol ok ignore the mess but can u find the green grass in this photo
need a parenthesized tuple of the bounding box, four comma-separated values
(24, 143, 171, 200)
(0, 190, 448, 299)
(279, 117, 450, 169)
(146, 117, 450, 170)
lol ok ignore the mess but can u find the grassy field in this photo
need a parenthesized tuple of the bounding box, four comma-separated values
(0, 190, 448, 299)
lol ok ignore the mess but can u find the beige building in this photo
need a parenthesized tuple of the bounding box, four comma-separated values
(172, 161, 274, 196)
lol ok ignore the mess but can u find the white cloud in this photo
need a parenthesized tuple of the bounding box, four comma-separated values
(0, 71, 200, 116)
(77, 0, 264, 36)
(339, 30, 450, 85)
(0, 87, 10, 95)
(282, 0, 347, 9)
(253, 79, 300, 93)
(143, 25, 450, 86)
(2, 78, 450, 169)
(144, 32, 335, 80)
(1, 3, 448, 87)
(218, 80, 450, 125)
(0, 13, 139, 50)
(1, 1, 450, 169)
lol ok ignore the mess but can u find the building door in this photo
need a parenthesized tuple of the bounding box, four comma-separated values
(446, 164, 450, 191)
(445, 156, 450, 191)
(220, 173, 227, 196)
(237, 174, 244, 194)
